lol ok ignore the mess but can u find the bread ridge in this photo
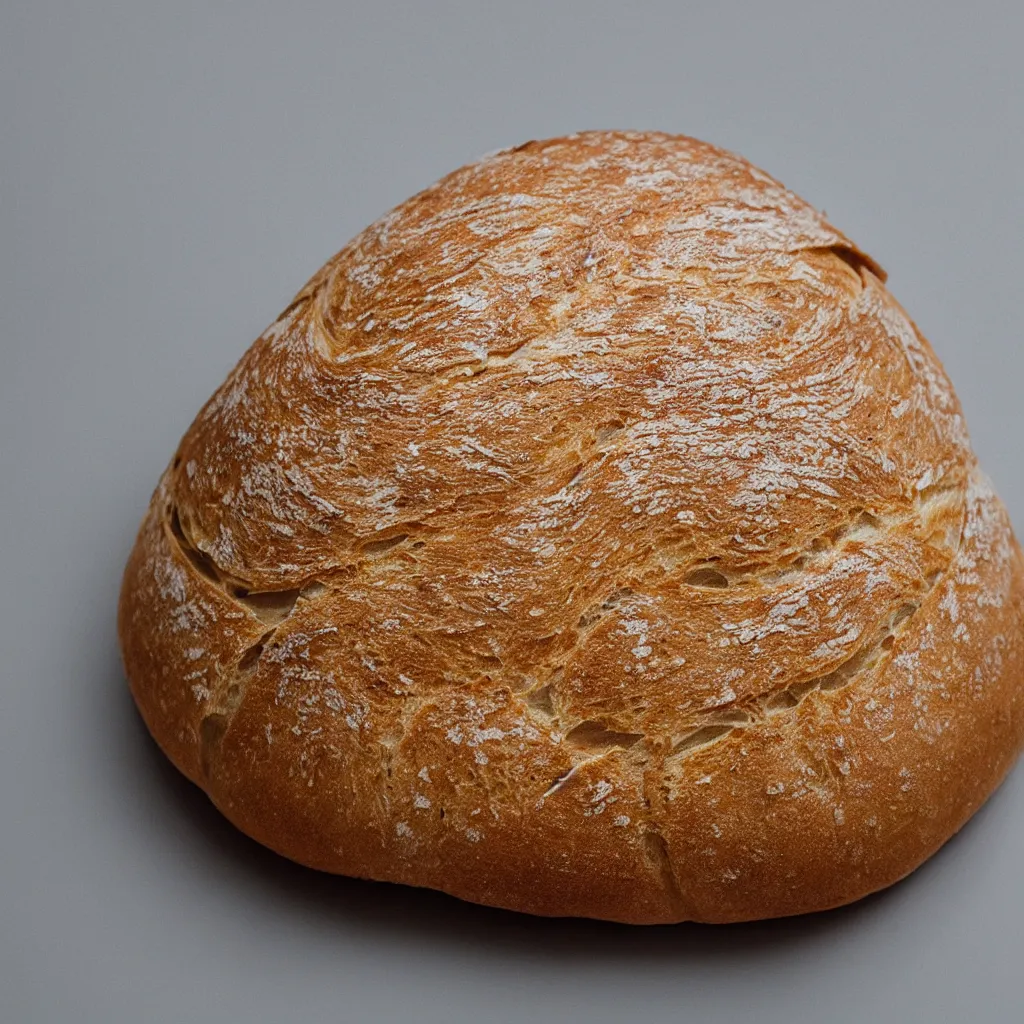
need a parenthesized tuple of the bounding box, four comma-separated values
(119, 131, 1024, 922)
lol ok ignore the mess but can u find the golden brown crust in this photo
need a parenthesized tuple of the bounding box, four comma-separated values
(118, 131, 1024, 923)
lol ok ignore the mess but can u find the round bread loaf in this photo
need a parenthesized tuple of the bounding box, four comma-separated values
(119, 130, 1024, 923)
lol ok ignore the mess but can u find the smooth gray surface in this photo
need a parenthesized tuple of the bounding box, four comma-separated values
(3, 3, 1024, 1021)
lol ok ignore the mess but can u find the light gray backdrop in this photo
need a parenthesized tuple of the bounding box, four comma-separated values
(3, 2, 1023, 1022)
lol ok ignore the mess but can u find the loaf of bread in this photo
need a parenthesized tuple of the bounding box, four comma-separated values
(119, 131, 1024, 923)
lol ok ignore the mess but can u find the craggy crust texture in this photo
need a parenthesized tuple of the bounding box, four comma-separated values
(119, 131, 1024, 923)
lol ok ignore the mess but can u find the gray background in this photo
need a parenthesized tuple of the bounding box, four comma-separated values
(3, 2, 1023, 1021)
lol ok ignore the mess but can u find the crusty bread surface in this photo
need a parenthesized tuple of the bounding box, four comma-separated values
(119, 131, 1024, 923)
